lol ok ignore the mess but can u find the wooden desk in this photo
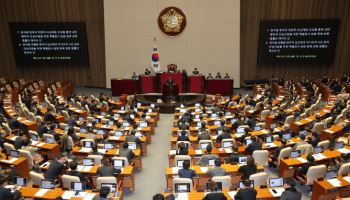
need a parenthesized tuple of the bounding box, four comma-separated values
(312, 176, 350, 200)
(165, 164, 264, 189)
(321, 124, 344, 141)
(0, 157, 29, 178)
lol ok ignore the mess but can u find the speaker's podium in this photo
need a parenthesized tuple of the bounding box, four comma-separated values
(162, 81, 179, 103)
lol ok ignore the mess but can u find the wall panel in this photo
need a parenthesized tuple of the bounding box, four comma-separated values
(0, 0, 106, 87)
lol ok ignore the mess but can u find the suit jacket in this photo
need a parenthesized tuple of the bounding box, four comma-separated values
(196, 154, 219, 166)
(246, 118, 256, 129)
(238, 164, 257, 180)
(37, 124, 48, 137)
(177, 135, 190, 142)
(234, 188, 257, 200)
(246, 141, 262, 155)
(226, 153, 244, 164)
(202, 192, 227, 200)
(14, 136, 25, 150)
(198, 132, 211, 141)
(97, 166, 121, 177)
(208, 166, 227, 177)
(280, 187, 302, 200)
(178, 168, 196, 179)
(0, 187, 13, 199)
(118, 148, 135, 163)
(44, 161, 65, 179)
(217, 133, 232, 142)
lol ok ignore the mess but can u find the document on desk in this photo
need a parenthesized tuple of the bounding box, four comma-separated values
(265, 143, 277, 148)
(324, 129, 333, 133)
(295, 121, 303, 125)
(305, 118, 313, 122)
(169, 150, 177, 155)
(200, 167, 208, 173)
(269, 188, 285, 197)
(327, 179, 342, 187)
(261, 129, 269, 134)
(97, 149, 107, 154)
(82, 166, 93, 172)
(36, 142, 45, 147)
(296, 157, 307, 163)
(62, 191, 75, 199)
(312, 153, 327, 160)
(109, 136, 120, 140)
(337, 148, 350, 154)
(227, 191, 237, 199)
(83, 193, 96, 200)
(1, 158, 18, 163)
(343, 176, 350, 183)
(34, 189, 49, 197)
(195, 150, 203, 155)
(224, 148, 233, 153)
(175, 193, 188, 200)
(172, 167, 179, 173)
(80, 148, 92, 153)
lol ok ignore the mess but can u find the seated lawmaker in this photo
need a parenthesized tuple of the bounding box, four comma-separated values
(215, 72, 222, 79)
(178, 160, 196, 180)
(97, 158, 121, 177)
(208, 158, 227, 177)
(176, 142, 189, 155)
(92, 186, 112, 200)
(245, 136, 262, 155)
(119, 142, 135, 164)
(280, 179, 302, 200)
(177, 130, 190, 142)
(67, 161, 87, 184)
(44, 155, 68, 180)
(202, 180, 227, 200)
(297, 155, 316, 176)
(234, 179, 257, 200)
(238, 156, 257, 180)
(196, 145, 219, 166)
(192, 68, 199, 75)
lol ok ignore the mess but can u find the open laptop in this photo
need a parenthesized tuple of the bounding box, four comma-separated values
(122, 122, 130, 127)
(113, 159, 125, 168)
(114, 131, 123, 137)
(200, 143, 210, 150)
(335, 141, 344, 149)
(238, 156, 248, 165)
(324, 170, 338, 180)
(254, 126, 262, 131)
(231, 119, 237, 124)
(269, 178, 284, 188)
(83, 141, 93, 148)
(314, 146, 324, 154)
(177, 160, 185, 168)
(82, 158, 95, 166)
(45, 137, 55, 144)
(139, 121, 148, 128)
(282, 133, 292, 141)
(101, 183, 118, 197)
(80, 128, 87, 133)
(97, 130, 105, 135)
(245, 138, 252, 145)
(214, 121, 221, 126)
(290, 150, 301, 158)
(174, 183, 191, 193)
(104, 143, 114, 150)
(128, 143, 137, 150)
(299, 130, 307, 136)
(222, 141, 233, 148)
(71, 182, 86, 195)
(41, 180, 55, 189)
(208, 159, 215, 166)
(239, 180, 254, 189)
(10, 150, 20, 158)
(270, 123, 277, 129)
(31, 134, 39, 141)
(265, 136, 273, 143)
(236, 127, 245, 134)
(13, 176, 26, 186)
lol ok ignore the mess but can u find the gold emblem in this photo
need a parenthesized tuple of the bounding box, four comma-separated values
(161, 8, 184, 33)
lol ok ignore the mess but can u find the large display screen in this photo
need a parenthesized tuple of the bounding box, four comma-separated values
(9, 22, 89, 66)
(257, 19, 340, 65)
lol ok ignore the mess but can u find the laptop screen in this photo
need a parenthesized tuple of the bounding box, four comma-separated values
(265, 136, 273, 143)
(208, 159, 216, 166)
(139, 122, 148, 128)
(269, 178, 284, 188)
(197, 122, 202, 127)
(10, 150, 20, 158)
(104, 143, 114, 149)
(237, 127, 245, 134)
(270, 124, 277, 129)
(231, 119, 237, 124)
(113, 159, 124, 167)
(83, 141, 93, 148)
(299, 130, 307, 136)
(41, 180, 55, 189)
(97, 130, 105, 135)
(214, 121, 221, 126)
(14, 176, 26, 186)
(211, 113, 217, 118)
(123, 122, 130, 127)
(71, 182, 85, 191)
(245, 139, 252, 145)
(80, 128, 87, 133)
(177, 160, 184, 168)
(206, 182, 222, 192)
(45, 137, 55, 144)
(314, 146, 324, 154)
(239, 156, 248, 164)
(31, 134, 39, 141)
(82, 158, 94, 166)
(137, 103, 141, 108)
(101, 183, 117, 192)
(282, 133, 291, 140)
(114, 131, 123, 136)
(222, 141, 233, 148)
(174, 183, 190, 193)
(108, 121, 114, 126)
(200, 143, 209, 150)
(290, 150, 301, 158)
(254, 126, 262, 131)
(324, 170, 338, 180)
(335, 141, 344, 149)
(128, 143, 137, 150)
(239, 180, 254, 189)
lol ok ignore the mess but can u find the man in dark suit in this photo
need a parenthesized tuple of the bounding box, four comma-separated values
(177, 130, 190, 142)
(238, 156, 257, 180)
(226, 146, 244, 164)
(96, 158, 121, 177)
(246, 115, 256, 130)
(44, 155, 68, 180)
(245, 136, 262, 155)
(119, 142, 135, 164)
(198, 130, 211, 141)
(44, 108, 57, 123)
(216, 128, 232, 143)
(202, 180, 227, 200)
(208, 158, 227, 177)
(280, 179, 302, 200)
(298, 155, 315, 176)
(14, 131, 26, 150)
(7, 114, 22, 130)
(178, 160, 196, 180)
(37, 121, 48, 137)
(67, 161, 87, 183)
(234, 179, 257, 200)
(48, 124, 60, 141)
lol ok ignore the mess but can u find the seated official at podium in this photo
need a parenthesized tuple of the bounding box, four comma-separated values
(163, 78, 179, 98)
(166, 78, 174, 85)
(192, 68, 199, 75)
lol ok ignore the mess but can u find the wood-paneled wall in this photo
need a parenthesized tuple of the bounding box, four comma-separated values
(0, 0, 106, 87)
(241, 0, 350, 82)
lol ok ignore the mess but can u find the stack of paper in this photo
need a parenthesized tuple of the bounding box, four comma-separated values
(327, 179, 342, 187)
(80, 148, 92, 153)
(195, 150, 203, 155)
(338, 148, 350, 154)
(313, 154, 327, 160)
(169, 150, 177, 155)
(295, 122, 302, 125)
(175, 193, 188, 200)
(266, 143, 277, 148)
(77, 165, 93, 172)
(172, 167, 179, 173)
(343, 176, 350, 183)
(224, 148, 233, 153)
(1, 158, 18, 163)
(34, 189, 49, 197)
(269, 188, 285, 197)
(36, 142, 45, 147)
(97, 149, 107, 154)
(62, 191, 75, 199)
(296, 157, 307, 163)
(109, 136, 120, 140)
(200, 167, 208, 173)
(227, 191, 237, 199)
